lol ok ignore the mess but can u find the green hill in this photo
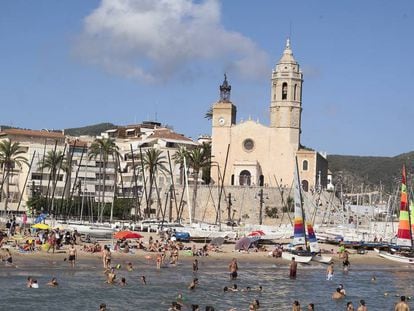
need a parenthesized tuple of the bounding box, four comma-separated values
(64, 122, 117, 136)
(328, 152, 414, 193)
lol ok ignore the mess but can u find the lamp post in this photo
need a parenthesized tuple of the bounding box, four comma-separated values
(227, 192, 232, 221)
(258, 188, 264, 225)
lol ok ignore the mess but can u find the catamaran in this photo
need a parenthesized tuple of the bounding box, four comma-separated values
(375, 165, 414, 264)
(281, 157, 332, 264)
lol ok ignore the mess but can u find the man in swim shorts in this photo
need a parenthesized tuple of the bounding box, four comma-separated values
(228, 258, 238, 280)
(68, 244, 77, 268)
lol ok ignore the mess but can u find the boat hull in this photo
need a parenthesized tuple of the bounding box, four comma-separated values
(374, 248, 414, 264)
(312, 255, 332, 264)
(281, 251, 312, 263)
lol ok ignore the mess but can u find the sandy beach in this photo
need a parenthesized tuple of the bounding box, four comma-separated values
(1, 231, 399, 267)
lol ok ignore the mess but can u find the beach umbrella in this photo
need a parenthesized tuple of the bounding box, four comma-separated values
(31, 223, 50, 230)
(235, 237, 252, 251)
(114, 231, 143, 239)
(248, 230, 265, 237)
(210, 237, 225, 247)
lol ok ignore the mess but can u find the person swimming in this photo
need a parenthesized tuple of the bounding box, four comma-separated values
(332, 287, 345, 299)
(188, 278, 198, 290)
(47, 277, 58, 287)
(119, 277, 127, 287)
(31, 279, 39, 288)
(126, 262, 133, 271)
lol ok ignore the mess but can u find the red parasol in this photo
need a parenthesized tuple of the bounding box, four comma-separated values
(114, 231, 143, 239)
(248, 230, 265, 237)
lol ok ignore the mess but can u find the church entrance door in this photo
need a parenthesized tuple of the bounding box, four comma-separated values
(239, 170, 251, 186)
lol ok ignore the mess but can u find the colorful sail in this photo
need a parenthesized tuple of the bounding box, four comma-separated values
(397, 165, 411, 247)
(293, 158, 306, 246)
(410, 200, 414, 239)
(306, 222, 320, 253)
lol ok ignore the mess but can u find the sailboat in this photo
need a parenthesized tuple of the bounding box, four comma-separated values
(375, 165, 414, 264)
(307, 221, 332, 263)
(281, 157, 332, 264)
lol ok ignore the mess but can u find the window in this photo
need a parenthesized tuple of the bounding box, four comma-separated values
(282, 83, 288, 100)
(31, 173, 42, 180)
(294, 84, 297, 100)
(243, 138, 254, 151)
(231, 174, 234, 186)
(303, 160, 308, 171)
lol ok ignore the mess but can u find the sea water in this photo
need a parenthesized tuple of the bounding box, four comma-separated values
(0, 257, 413, 310)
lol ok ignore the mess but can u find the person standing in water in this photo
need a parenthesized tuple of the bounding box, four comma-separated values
(326, 262, 334, 280)
(229, 258, 238, 280)
(68, 244, 77, 268)
(192, 259, 198, 273)
(343, 250, 350, 273)
(289, 257, 297, 279)
(395, 296, 410, 311)
(357, 299, 367, 311)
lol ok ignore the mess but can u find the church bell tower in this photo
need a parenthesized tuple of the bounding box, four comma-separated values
(270, 39, 303, 149)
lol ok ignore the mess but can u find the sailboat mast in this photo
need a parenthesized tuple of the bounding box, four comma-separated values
(407, 169, 413, 249)
(295, 157, 308, 248)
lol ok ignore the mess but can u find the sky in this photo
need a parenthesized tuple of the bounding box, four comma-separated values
(0, 0, 413, 157)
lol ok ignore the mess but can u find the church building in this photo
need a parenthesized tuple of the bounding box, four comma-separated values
(210, 39, 328, 192)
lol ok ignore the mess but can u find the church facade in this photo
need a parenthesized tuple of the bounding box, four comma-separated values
(210, 40, 328, 192)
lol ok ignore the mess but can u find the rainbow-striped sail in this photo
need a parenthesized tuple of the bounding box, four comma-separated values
(306, 222, 320, 253)
(396, 165, 412, 247)
(293, 159, 306, 246)
(410, 200, 414, 240)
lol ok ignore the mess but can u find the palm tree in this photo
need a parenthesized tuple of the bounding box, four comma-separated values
(40, 150, 68, 214)
(172, 146, 189, 185)
(0, 140, 28, 212)
(204, 106, 213, 120)
(141, 148, 168, 218)
(88, 138, 119, 221)
(187, 143, 211, 222)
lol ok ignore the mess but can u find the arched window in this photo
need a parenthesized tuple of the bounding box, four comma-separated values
(301, 180, 309, 192)
(294, 84, 297, 100)
(239, 170, 251, 186)
(282, 82, 288, 100)
(259, 175, 264, 187)
(302, 160, 308, 171)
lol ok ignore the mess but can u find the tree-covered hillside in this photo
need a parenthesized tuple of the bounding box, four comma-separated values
(64, 123, 116, 136)
(328, 152, 414, 193)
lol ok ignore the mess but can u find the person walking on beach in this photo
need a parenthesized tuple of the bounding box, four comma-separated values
(326, 262, 334, 280)
(395, 296, 410, 311)
(357, 299, 367, 311)
(229, 258, 238, 280)
(68, 244, 77, 268)
(289, 257, 297, 279)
